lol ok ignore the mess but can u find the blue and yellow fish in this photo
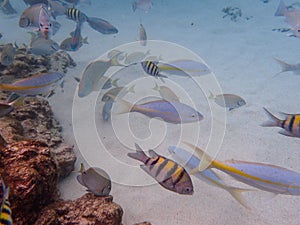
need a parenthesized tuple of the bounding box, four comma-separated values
(128, 144, 194, 195)
(184, 142, 300, 195)
(0, 178, 13, 225)
(262, 107, 300, 138)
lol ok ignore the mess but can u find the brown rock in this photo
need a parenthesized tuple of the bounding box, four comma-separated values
(134, 222, 152, 225)
(34, 194, 123, 225)
(0, 140, 58, 225)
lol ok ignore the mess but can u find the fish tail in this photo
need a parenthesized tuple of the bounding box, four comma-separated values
(153, 82, 159, 91)
(273, 58, 291, 74)
(107, 94, 133, 114)
(261, 107, 281, 127)
(208, 90, 215, 100)
(110, 54, 125, 67)
(82, 37, 89, 44)
(127, 144, 149, 163)
(111, 78, 119, 87)
(225, 186, 253, 209)
(274, 0, 286, 16)
(182, 141, 214, 173)
(128, 84, 135, 93)
(132, 3, 137, 12)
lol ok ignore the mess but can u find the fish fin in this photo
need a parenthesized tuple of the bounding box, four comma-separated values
(128, 84, 135, 93)
(111, 78, 119, 87)
(107, 94, 134, 114)
(208, 90, 215, 100)
(127, 144, 149, 163)
(225, 187, 254, 209)
(0, 177, 9, 212)
(8, 95, 24, 107)
(148, 149, 159, 158)
(82, 37, 89, 44)
(261, 107, 281, 127)
(273, 58, 291, 73)
(274, 0, 286, 16)
(159, 76, 166, 83)
(182, 141, 214, 172)
(278, 130, 294, 137)
(74, 77, 80, 83)
(153, 82, 159, 91)
(76, 174, 85, 186)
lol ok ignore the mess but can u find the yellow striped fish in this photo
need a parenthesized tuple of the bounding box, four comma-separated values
(141, 61, 167, 78)
(65, 8, 88, 23)
(128, 144, 194, 195)
(0, 178, 12, 225)
(262, 107, 300, 138)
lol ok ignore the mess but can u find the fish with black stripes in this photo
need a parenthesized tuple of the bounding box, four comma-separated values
(65, 7, 88, 23)
(141, 61, 168, 78)
(127, 144, 194, 195)
(262, 107, 300, 137)
(0, 178, 13, 225)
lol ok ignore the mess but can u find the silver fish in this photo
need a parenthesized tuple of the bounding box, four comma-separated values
(0, 103, 13, 118)
(78, 54, 124, 97)
(30, 34, 59, 55)
(128, 144, 194, 195)
(274, 58, 300, 75)
(112, 97, 204, 124)
(139, 24, 147, 46)
(132, 0, 153, 12)
(87, 17, 118, 34)
(102, 86, 135, 102)
(0, 43, 15, 66)
(124, 50, 150, 64)
(77, 163, 111, 196)
(153, 83, 180, 102)
(209, 92, 246, 111)
(60, 32, 88, 51)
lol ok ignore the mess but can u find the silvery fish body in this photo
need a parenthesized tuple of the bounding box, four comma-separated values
(77, 166, 111, 196)
(0, 43, 15, 66)
(0, 104, 13, 118)
(30, 36, 59, 55)
(210, 93, 246, 111)
(0, 72, 64, 96)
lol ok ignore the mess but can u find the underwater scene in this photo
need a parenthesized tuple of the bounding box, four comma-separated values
(0, 0, 300, 224)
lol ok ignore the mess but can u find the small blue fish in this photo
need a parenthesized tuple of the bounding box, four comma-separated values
(184, 142, 300, 195)
(111, 97, 204, 124)
(0, 72, 64, 97)
(168, 146, 252, 208)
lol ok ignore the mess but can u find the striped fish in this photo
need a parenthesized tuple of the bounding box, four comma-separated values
(141, 61, 167, 78)
(262, 107, 300, 138)
(65, 8, 88, 23)
(0, 178, 13, 225)
(128, 144, 194, 195)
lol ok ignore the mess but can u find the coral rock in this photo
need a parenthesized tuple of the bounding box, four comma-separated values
(34, 194, 123, 225)
(0, 140, 58, 225)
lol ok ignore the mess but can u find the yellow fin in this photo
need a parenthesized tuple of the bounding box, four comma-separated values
(225, 186, 254, 209)
(183, 141, 215, 172)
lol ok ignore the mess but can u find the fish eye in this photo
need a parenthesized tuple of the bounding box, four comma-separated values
(191, 114, 195, 117)
(185, 187, 192, 192)
(40, 23, 43, 27)
(49, 23, 52, 27)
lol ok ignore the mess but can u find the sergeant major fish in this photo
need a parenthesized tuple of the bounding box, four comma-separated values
(0, 178, 13, 225)
(184, 141, 300, 195)
(262, 107, 300, 138)
(141, 61, 168, 79)
(128, 144, 194, 195)
(77, 163, 111, 196)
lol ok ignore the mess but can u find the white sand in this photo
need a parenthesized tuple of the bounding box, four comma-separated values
(2, 0, 300, 224)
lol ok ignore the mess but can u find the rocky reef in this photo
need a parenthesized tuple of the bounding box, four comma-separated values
(34, 194, 123, 225)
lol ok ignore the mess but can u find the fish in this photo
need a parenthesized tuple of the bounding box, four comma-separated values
(0, 103, 13, 118)
(0, 178, 13, 225)
(86, 17, 118, 34)
(0, 43, 15, 66)
(0, 33, 2, 39)
(124, 50, 150, 64)
(0, 0, 16, 14)
(128, 144, 194, 195)
(78, 54, 125, 97)
(209, 92, 246, 111)
(139, 24, 147, 46)
(70, 22, 82, 51)
(132, 0, 153, 12)
(29, 33, 59, 56)
(141, 61, 168, 79)
(111, 97, 204, 124)
(77, 163, 111, 196)
(102, 100, 113, 121)
(184, 141, 300, 195)
(19, 4, 52, 39)
(101, 77, 119, 90)
(0, 72, 64, 97)
(107, 50, 124, 60)
(274, 58, 300, 75)
(158, 60, 211, 76)
(23, 0, 48, 5)
(102, 85, 135, 102)
(168, 146, 252, 208)
(65, 8, 88, 23)
(275, 0, 300, 37)
(262, 107, 300, 138)
(60, 31, 88, 51)
(153, 83, 180, 102)
(47, 0, 67, 19)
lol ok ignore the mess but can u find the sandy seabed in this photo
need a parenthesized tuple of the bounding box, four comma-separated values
(1, 0, 300, 224)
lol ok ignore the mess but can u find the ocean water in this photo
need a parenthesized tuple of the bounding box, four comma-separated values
(1, 0, 300, 224)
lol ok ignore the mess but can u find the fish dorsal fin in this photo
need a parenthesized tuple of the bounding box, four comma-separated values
(135, 143, 143, 152)
(148, 149, 159, 158)
(79, 163, 85, 173)
(182, 141, 214, 173)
